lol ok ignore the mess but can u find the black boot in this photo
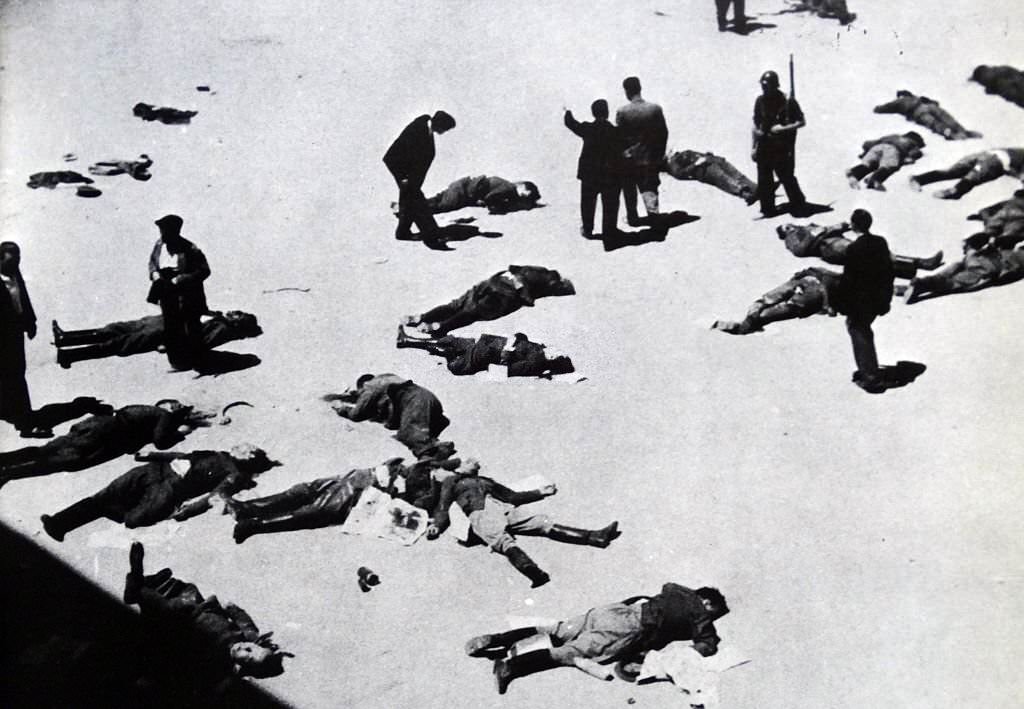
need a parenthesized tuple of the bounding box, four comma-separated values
(41, 496, 105, 541)
(233, 513, 321, 543)
(504, 546, 550, 587)
(493, 649, 557, 694)
(465, 627, 541, 658)
(915, 250, 943, 271)
(52, 320, 104, 347)
(546, 521, 619, 548)
(891, 255, 918, 280)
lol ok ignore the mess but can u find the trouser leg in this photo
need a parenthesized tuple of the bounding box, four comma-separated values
(776, 155, 806, 208)
(847, 164, 872, 181)
(55, 327, 106, 347)
(846, 315, 879, 376)
(621, 176, 640, 223)
(233, 507, 333, 543)
(42, 495, 106, 540)
(231, 484, 316, 520)
(757, 161, 776, 214)
(600, 184, 620, 235)
(579, 182, 598, 235)
(891, 255, 918, 279)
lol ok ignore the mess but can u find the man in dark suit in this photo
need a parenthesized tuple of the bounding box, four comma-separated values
(0, 241, 49, 438)
(147, 215, 211, 371)
(383, 110, 456, 245)
(616, 77, 668, 226)
(564, 99, 621, 238)
(832, 210, 894, 393)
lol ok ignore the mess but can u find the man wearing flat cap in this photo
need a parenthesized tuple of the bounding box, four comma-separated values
(147, 215, 211, 370)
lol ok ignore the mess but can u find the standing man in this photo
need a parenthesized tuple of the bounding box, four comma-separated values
(0, 242, 48, 438)
(752, 69, 807, 217)
(832, 209, 894, 394)
(715, 0, 746, 31)
(564, 99, 621, 238)
(383, 110, 456, 245)
(147, 215, 210, 371)
(616, 77, 668, 227)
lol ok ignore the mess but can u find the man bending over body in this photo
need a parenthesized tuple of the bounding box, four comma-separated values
(776, 221, 942, 278)
(403, 265, 575, 336)
(397, 327, 575, 378)
(873, 91, 981, 140)
(910, 148, 1024, 199)
(465, 583, 728, 694)
(52, 311, 261, 368)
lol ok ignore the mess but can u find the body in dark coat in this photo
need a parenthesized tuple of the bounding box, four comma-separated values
(970, 65, 1024, 109)
(872, 91, 981, 140)
(409, 265, 575, 335)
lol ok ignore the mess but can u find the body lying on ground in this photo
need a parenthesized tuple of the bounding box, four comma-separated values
(420, 175, 541, 214)
(787, 0, 855, 24)
(52, 310, 261, 368)
(0, 400, 210, 487)
(26, 171, 94, 189)
(403, 265, 575, 336)
(87, 154, 153, 181)
(426, 459, 619, 587)
(846, 132, 924, 189)
(873, 91, 981, 140)
(40, 444, 279, 541)
(964, 188, 1024, 249)
(661, 150, 757, 204)
(122, 542, 291, 693)
(970, 65, 1024, 109)
(775, 221, 942, 278)
(133, 103, 197, 124)
(904, 243, 1024, 303)
(396, 327, 574, 378)
(324, 373, 451, 458)
(910, 148, 1024, 199)
(712, 267, 838, 334)
(465, 583, 728, 694)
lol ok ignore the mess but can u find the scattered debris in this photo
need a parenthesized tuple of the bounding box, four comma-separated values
(219, 400, 254, 425)
(196, 85, 211, 92)
(76, 185, 102, 198)
(261, 287, 311, 294)
(357, 566, 381, 592)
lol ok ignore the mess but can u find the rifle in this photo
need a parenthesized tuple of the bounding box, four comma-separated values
(789, 53, 796, 101)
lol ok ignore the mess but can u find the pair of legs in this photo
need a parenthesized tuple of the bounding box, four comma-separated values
(757, 154, 806, 216)
(913, 107, 980, 140)
(230, 477, 367, 543)
(712, 274, 826, 334)
(845, 314, 883, 392)
(715, 0, 746, 30)
(0, 425, 122, 485)
(407, 282, 517, 335)
(910, 154, 1006, 198)
(579, 180, 620, 237)
(847, 144, 902, 189)
(903, 251, 1024, 303)
(621, 169, 660, 226)
(469, 497, 619, 588)
(393, 176, 439, 240)
(467, 601, 642, 693)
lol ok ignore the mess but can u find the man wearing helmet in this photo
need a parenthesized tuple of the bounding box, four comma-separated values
(752, 70, 808, 218)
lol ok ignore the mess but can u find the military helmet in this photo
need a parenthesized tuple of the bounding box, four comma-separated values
(760, 70, 780, 87)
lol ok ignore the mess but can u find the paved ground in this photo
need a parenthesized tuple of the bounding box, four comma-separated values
(1, 1, 1022, 707)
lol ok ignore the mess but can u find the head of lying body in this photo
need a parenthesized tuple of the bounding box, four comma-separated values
(508, 265, 576, 297)
(229, 637, 292, 678)
(220, 310, 262, 338)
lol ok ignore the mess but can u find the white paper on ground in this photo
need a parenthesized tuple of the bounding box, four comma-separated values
(342, 486, 429, 545)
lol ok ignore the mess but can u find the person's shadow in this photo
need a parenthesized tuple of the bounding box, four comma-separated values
(599, 211, 701, 252)
(730, 20, 778, 35)
(421, 223, 504, 251)
(856, 361, 927, 393)
(193, 351, 261, 377)
(31, 397, 114, 431)
(763, 201, 833, 219)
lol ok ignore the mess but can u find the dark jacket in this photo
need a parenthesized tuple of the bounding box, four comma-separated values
(564, 112, 622, 184)
(754, 90, 803, 160)
(634, 583, 726, 657)
(383, 115, 435, 188)
(860, 134, 922, 162)
(834, 232, 894, 318)
(147, 237, 210, 316)
(616, 97, 669, 170)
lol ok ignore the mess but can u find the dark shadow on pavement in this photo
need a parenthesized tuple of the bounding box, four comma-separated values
(32, 397, 114, 431)
(421, 223, 503, 251)
(0, 520, 293, 709)
(193, 351, 262, 378)
(730, 20, 777, 34)
(602, 211, 700, 252)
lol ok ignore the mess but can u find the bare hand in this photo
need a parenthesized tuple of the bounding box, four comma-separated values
(540, 483, 558, 497)
(426, 524, 441, 540)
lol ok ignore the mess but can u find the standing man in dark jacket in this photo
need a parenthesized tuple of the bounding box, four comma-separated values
(0, 241, 49, 438)
(383, 110, 456, 245)
(752, 70, 807, 217)
(832, 209, 894, 393)
(564, 99, 622, 238)
(715, 0, 746, 31)
(616, 77, 668, 226)
(147, 215, 211, 371)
